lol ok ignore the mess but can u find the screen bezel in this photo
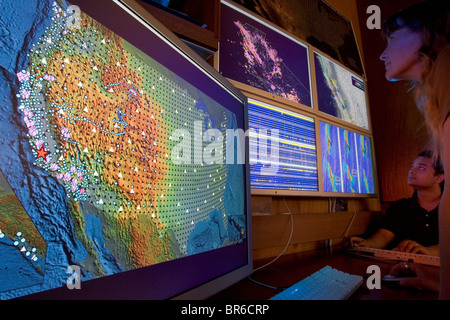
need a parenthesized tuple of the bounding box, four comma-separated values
(4, 0, 253, 300)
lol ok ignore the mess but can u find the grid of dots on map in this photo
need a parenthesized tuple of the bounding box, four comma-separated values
(16, 2, 233, 255)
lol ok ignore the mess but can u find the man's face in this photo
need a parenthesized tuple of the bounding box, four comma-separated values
(408, 156, 441, 189)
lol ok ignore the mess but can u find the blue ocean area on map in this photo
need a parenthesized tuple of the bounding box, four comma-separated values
(194, 96, 217, 140)
(315, 65, 336, 117)
(0, 0, 73, 298)
(187, 112, 246, 254)
(0, 242, 43, 292)
(187, 209, 225, 254)
(84, 213, 124, 275)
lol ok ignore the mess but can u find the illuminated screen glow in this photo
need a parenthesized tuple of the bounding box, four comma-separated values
(314, 51, 369, 129)
(320, 122, 375, 194)
(0, 0, 248, 299)
(248, 99, 318, 192)
(219, 1, 312, 107)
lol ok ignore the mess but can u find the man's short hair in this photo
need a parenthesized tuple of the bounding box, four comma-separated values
(418, 150, 444, 175)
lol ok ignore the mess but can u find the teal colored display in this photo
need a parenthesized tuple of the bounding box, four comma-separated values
(320, 122, 375, 194)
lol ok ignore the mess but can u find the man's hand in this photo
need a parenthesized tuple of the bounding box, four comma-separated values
(347, 236, 367, 247)
(392, 239, 429, 254)
(389, 262, 440, 292)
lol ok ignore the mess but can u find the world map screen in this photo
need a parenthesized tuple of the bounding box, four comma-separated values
(0, 0, 249, 299)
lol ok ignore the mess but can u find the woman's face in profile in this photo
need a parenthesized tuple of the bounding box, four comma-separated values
(380, 27, 425, 81)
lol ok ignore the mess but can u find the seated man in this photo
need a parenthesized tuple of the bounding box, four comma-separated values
(350, 150, 444, 256)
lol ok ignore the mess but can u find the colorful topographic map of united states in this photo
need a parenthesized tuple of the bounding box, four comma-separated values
(0, 0, 246, 299)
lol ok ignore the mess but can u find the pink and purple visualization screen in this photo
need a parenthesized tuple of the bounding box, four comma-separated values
(219, 1, 312, 107)
(320, 122, 375, 194)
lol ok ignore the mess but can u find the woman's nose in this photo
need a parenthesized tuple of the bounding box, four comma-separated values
(380, 48, 388, 61)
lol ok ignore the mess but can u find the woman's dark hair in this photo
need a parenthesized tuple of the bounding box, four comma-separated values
(382, 1, 450, 162)
(382, 0, 450, 61)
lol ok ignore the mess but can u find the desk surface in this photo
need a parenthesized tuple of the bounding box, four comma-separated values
(210, 247, 439, 300)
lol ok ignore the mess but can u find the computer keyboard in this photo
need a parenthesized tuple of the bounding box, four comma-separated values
(269, 266, 363, 300)
(346, 246, 440, 267)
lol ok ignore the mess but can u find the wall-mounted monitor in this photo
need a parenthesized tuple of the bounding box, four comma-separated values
(248, 99, 318, 194)
(319, 122, 375, 195)
(217, 1, 377, 198)
(314, 51, 369, 130)
(219, 0, 312, 108)
(230, 0, 365, 77)
(0, 0, 251, 300)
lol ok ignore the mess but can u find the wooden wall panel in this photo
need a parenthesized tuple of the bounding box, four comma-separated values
(250, 195, 380, 259)
(251, 211, 374, 259)
(252, 211, 373, 249)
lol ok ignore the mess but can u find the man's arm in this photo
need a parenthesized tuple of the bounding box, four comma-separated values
(349, 228, 395, 249)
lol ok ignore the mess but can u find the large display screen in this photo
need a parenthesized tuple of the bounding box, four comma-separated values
(219, 0, 312, 108)
(319, 122, 375, 194)
(0, 0, 250, 299)
(248, 99, 318, 193)
(314, 51, 369, 129)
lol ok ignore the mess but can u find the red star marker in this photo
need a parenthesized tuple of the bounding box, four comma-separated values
(36, 145, 49, 160)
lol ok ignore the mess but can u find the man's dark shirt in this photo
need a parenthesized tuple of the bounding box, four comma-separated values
(381, 192, 439, 249)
